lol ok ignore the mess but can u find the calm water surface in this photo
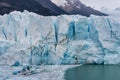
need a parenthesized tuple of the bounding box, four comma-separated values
(65, 65, 120, 80)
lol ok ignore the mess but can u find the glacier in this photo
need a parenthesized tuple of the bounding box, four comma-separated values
(0, 10, 120, 65)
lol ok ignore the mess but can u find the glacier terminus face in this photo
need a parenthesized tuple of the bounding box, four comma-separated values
(0, 10, 120, 65)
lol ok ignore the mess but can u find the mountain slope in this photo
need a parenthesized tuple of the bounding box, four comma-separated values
(0, 0, 107, 16)
(35, 0, 68, 15)
(51, 0, 108, 16)
(0, 0, 67, 16)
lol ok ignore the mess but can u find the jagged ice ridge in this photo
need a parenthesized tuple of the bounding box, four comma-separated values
(0, 10, 120, 65)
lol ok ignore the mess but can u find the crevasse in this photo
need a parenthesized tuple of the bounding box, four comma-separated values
(0, 10, 120, 65)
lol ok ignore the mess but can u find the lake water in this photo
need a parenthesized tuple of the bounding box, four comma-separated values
(65, 65, 120, 80)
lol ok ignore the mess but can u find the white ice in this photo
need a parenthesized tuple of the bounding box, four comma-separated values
(0, 10, 120, 66)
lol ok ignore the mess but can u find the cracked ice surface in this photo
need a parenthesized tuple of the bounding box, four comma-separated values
(0, 65, 78, 80)
(0, 10, 120, 66)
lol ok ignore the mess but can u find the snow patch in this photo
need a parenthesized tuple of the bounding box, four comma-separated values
(51, 0, 68, 7)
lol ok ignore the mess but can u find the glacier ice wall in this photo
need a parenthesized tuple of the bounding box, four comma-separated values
(0, 10, 120, 65)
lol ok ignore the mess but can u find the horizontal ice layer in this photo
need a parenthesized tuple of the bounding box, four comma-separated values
(0, 10, 120, 65)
